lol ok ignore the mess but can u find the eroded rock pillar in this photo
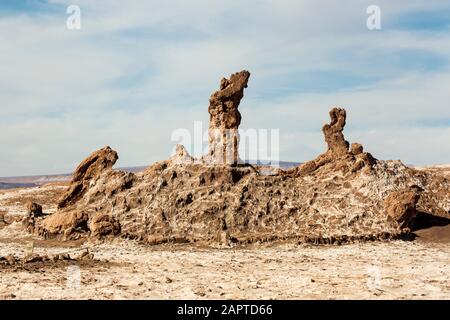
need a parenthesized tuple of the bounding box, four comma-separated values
(206, 70, 250, 165)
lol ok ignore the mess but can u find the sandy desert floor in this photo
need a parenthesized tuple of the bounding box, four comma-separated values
(0, 185, 449, 300)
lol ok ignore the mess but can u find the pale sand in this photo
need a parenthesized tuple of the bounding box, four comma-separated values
(0, 235, 449, 300)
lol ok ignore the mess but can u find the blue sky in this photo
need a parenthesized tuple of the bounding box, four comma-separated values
(0, 0, 450, 176)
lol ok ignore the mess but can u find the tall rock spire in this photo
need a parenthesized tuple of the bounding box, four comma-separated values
(206, 70, 250, 165)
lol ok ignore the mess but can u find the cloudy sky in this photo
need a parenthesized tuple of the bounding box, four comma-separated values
(0, 0, 449, 176)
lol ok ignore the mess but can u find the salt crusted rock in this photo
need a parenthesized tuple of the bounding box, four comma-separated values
(32, 71, 449, 246)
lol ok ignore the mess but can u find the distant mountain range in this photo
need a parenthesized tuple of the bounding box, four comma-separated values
(0, 182, 39, 190)
(0, 161, 301, 189)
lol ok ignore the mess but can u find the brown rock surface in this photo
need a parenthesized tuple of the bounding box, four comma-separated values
(208, 70, 250, 130)
(89, 213, 120, 237)
(323, 107, 349, 155)
(42, 210, 88, 238)
(292, 107, 376, 176)
(384, 189, 420, 228)
(0, 251, 98, 271)
(37, 145, 445, 245)
(22, 201, 44, 232)
(206, 70, 250, 165)
(26, 201, 43, 217)
(58, 146, 118, 209)
(350, 143, 363, 155)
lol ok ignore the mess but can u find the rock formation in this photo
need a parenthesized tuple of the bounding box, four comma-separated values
(171, 144, 194, 165)
(0, 250, 95, 268)
(26, 202, 43, 217)
(28, 71, 449, 246)
(206, 70, 250, 165)
(0, 212, 5, 227)
(384, 188, 421, 228)
(58, 146, 118, 209)
(323, 107, 349, 155)
(292, 107, 376, 175)
(22, 201, 44, 233)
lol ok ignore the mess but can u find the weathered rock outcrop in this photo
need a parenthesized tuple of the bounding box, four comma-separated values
(43, 210, 89, 237)
(22, 201, 44, 233)
(292, 107, 376, 176)
(384, 188, 421, 228)
(206, 70, 250, 165)
(323, 107, 349, 155)
(31, 71, 449, 246)
(58, 146, 118, 209)
(89, 212, 121, 237)
(26, 202, 43, 217)
(171, 144, 194, 165)
(0, 251, 96, 269)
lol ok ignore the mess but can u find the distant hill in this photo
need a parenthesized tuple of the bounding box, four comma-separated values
(0, 182, 38, 189)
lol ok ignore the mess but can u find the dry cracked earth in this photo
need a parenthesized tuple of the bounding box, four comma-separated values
(0, 183, 449, 300)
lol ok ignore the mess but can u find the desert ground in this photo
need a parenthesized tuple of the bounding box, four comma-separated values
(0, 183, 449, 300)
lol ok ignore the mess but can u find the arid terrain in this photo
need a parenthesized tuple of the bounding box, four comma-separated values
(1, 71, 449, 300)
(0, 182, 449, 300)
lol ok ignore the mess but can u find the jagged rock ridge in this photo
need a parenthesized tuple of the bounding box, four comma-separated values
(26, 70, 449, 246)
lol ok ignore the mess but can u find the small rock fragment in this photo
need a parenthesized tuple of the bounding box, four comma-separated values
(26, 201, 44, 217)
(350, 143, 363, 155)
